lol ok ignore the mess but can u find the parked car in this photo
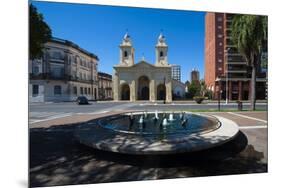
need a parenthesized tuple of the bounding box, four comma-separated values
(76, 96, 89, 105)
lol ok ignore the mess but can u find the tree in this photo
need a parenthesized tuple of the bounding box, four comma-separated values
(231, 15, 267, 110)
(188, 81, 201, 98)
(29, 4, 52, 60)
(199, 79, 207, 97)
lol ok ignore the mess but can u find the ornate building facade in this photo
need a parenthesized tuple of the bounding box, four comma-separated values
(113, 33, 173, 102)
(29, 37, 99, 102)
(98, 72, 113, 100)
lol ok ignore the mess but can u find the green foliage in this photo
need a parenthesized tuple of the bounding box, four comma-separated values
(29, 4, 52, 60)
(231, 15, 267, 67)
(187, 81, 201, 98)
(187, 80, 210, 99)
(231, 14, 267, 110)
(193, 96, 205, 104)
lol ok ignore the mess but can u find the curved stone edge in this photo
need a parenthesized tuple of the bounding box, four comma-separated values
(75, 114, 240, 155)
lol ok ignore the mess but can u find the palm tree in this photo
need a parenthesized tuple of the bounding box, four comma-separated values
(231, 15, 267, 110)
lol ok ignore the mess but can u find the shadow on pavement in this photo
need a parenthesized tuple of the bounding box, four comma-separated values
(29, 123, 267, 187)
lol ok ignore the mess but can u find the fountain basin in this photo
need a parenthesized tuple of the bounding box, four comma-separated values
(75, 111, 239, 155)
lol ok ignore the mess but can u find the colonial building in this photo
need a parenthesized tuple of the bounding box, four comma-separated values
(29, 37, 99, 102)
(113, 33, 173, 102)
(98, 72, 113, 100)
(204, 13, 267, 100)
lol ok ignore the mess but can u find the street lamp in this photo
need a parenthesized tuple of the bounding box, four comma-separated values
(225, 48, 230, 104)
(215, 77, 221, 111)
(163, 77, 166, 104)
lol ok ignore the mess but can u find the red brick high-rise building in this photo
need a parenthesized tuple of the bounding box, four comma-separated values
(204, 12, 267, 100)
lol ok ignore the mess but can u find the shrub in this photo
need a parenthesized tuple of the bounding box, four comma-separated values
(193, 96, 205, 104)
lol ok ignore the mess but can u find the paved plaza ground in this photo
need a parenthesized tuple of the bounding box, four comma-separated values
(29, 102, 268, 187)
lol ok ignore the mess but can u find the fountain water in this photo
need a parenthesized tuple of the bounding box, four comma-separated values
(144, 111, 148, 119)
(139, 115, 144, 124)
(168, 113, 174, 121)
(154, 110, 159, 120)
(162, 118, 168, 126)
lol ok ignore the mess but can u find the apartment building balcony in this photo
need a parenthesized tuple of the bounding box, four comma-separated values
(69, 77, 98, 85)
(49, 58, 65, 63)
(226, 69, 247, 73)
(29, 73, 66, 80)
(226, 61, 247, 65)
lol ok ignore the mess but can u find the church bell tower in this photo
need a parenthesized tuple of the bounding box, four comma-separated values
(119, 32, 134, 66)
(155, 33, 168, 66)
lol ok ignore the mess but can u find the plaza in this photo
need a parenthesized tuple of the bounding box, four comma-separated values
(29, 101, 267, 187)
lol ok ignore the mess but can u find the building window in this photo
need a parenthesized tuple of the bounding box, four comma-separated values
(51, 51, 64, 60)
(73, 86, 77, 95)
(218, 59, 222, 63)
(33, 66, 39, 75)
(218, 34, 223, 38)
(124, 51, 128, 57)
(80, 87, 83, 95)
(85, 88, 87, 95)
(219, 42, 223, 46)
(160, 51, 164, 57)
(218, 25, 222, 29)
(217, 17, 223, 22)
(54, 85, 62, 95)
(50, 64, 64, 78)
(32, 85, 39, 96)
(88, 88, 91, 95)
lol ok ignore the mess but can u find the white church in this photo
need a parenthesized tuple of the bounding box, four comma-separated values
(113, 32, 185, 102)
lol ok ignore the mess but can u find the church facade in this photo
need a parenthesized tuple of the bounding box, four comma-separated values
(113, 33, 173, 102)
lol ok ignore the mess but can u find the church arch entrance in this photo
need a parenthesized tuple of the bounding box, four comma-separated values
(138, 76, 150, 100)
(157, 84, 166, 100)
(121, 83, 130, 100)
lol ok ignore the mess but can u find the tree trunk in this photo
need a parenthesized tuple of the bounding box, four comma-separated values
(250, 65, 256, 110)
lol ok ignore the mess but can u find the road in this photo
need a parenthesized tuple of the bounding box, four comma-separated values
(29, 101, 267, 124)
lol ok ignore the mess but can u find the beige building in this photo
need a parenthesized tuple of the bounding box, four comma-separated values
(29, 37, 99, 102)
(98, 72, 113, 100)
(113, 33, 173, 102)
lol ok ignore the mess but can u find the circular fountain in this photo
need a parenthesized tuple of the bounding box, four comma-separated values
(75, 111, 239, 155)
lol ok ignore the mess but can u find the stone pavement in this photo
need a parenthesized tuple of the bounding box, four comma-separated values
(29, 111, 267, 187)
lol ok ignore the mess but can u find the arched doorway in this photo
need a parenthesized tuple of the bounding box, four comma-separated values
(157, 84, 166, 100)
(138, 76, 150, 100)
(121, 83, 130, 100)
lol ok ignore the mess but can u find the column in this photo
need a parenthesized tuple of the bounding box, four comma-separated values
(130, 79, 136, 101)
(149, 79, 156, 102)
(238, 81, 242, 101)
(113, 71, 119, 101)
(166, 79, 172, 103)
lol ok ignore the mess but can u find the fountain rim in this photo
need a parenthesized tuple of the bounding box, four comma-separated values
(75, 111, 240, 155)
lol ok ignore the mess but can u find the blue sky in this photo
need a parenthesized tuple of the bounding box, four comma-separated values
(32, 1, 206, 82)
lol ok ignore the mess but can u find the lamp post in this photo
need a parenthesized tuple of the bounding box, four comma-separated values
(225, 48, 230, 104)
(163, 77, 166, 104)
(216, 77, 221, 111)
